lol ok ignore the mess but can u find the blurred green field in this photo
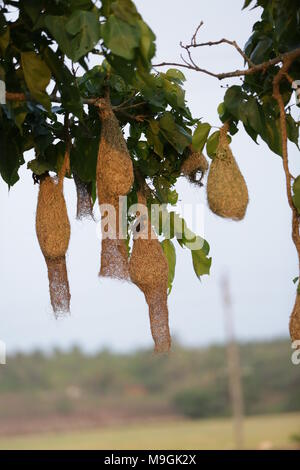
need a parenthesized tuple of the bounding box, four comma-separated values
(0, 412, 299, 450)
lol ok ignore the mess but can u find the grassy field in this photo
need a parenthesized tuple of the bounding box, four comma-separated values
(0, 413, 299, 450)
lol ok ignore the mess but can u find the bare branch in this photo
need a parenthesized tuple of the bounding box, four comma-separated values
(185, 38, 255, 68)
(154, 47, 300, 81)
(191, 21, 204, 45)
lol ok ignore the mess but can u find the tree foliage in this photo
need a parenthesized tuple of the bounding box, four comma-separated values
(1, 0, 300, 339)
(0, 0, 211, 290)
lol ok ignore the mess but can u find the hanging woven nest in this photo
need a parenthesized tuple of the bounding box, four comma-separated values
(207, 123, 249, 220)
(36, 174, 71, 314)
(96, 95, 133, 281)
(129, 192, 171, 353)
(181, 146, 209, 186)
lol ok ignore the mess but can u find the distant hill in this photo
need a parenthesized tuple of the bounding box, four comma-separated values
(0, 339, 299, 435)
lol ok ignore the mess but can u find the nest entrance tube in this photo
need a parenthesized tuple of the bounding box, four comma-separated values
(46, 256, 70, 315)
(99, 194, 130, 281)
(74, 174, 93, 220)
(100, 238, 130, 281)
(146, 287, 171, 353)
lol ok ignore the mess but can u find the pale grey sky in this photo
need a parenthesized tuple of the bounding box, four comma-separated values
(0, 0, 299, 353)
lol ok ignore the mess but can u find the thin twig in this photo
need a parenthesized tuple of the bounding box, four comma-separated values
(191, 21, 204, 45)
(185, 38, 255, 68)
(154, 47, 300, 81)
(115, 101, 147, 112)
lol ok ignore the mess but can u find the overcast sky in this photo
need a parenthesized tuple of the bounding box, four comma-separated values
(0, 0, 299, 353)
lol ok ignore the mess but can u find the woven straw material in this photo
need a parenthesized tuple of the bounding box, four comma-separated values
(46, 256, 70, 314)
(74, 174, 93, 220)
(36, 175, 71, 314)
(100, 238, 130, 280)
(207, 126, 249, 220)
(181, 148, 209, 186)
(129, 192, 171, 353)
(96, 97, 133, 198)
(99, 192, 130, 281)
(96, 96, 133, 280)
(36, 176, 70, 258)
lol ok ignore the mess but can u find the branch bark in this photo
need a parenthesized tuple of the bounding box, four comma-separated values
(154, 47, 300, 81)
(273, 59, 300, 342)
(273, 60, 300, 270)
(5, 92, 147, 121)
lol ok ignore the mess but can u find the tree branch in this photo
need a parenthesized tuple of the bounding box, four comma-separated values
(273, 60, 300, 272)
(154, 47, 300, 81)
(5, 92, 97, 105)
(180, 22, 255, 68)
(5, 92, 147, 113)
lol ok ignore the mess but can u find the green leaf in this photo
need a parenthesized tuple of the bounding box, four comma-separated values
(162, 77, 185, 110)
(0, 124, 24, 186)
(22, 0, 43, 25)
(167, 189, 178, 205)
(10, 102, 28, 134)
(159, 113, 191, 154)
(192, 123, 211, 152)
(206, 131, 220, 159)
(71, 136, 98, 182)
(0, 27, 9, 56)
(243, 97, 263, 134)
(224, 86, 244, 120)
(46, 12, 101, 62)
(65, 10, 101, 62)
(165, 69, 186, 84)
(78, 65, 106, 96)
(137, 20, 156, 64)
(43, 47, 83, 119)
(161, 239, 176, 294)
(286, 114, 299, 148)
(44, 141, 66, 172)
(102, 15, 140, 60)
(250, 37, 272, 64)
(27, 159, 53, 175)
(106, 54, 136, 82)
(217, 102, 226, 119)
(111, 0, 140, 24)
(243, 123, 258, 143)
(191, 240, 212, 278)
(135, 141, 150, 159)
(146, 122, 164, 158)
(21, 52, 51, 111)
(262, 116, 282, 156)
(45, 16, 75, 58)
(292, 176, 300, 215)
